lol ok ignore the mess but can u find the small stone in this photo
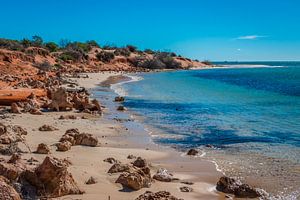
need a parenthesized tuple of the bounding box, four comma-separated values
(85, 176, 97, 185)
(179, 186, 193, 192)
(187, 148, 198, 156)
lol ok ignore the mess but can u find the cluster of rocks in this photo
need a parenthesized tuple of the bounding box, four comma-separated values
(216, 176, 267, 198)
(56, 128, 98, 152)
(106, 156, 180, 192)
(0, 123, 27, 146)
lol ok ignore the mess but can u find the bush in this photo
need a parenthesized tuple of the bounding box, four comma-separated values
(66, 42, 91, 53)
(96, 51, 115, 63)
(59, 50, 83, 62)
(31, 35, 43, 47)
(137, 52, 181, 69)
(114, 48, 131, 57)
(102, 44, 117, 50)
(126, 45, 137, 52)
(20, 38, 32, 48)
(45, 42, 59, 52)
(86, 40, 100, 48)
(0, 38, 24, 51)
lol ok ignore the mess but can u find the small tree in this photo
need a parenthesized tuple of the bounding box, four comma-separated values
(45, 42, 59, 52)
(126, 45, 137, 52)
(32, 35, 43, 47)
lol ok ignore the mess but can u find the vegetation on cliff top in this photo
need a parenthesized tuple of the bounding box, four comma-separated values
(0, 36, 211, 70)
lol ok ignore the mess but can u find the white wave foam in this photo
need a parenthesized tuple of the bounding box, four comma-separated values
(110, 74, 143, 96)
(215, 64, 286, 69)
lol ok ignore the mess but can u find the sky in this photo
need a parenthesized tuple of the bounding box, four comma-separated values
(0, 0, 300, 61)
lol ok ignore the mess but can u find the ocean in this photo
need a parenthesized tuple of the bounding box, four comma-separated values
(107, 62, 300, 199)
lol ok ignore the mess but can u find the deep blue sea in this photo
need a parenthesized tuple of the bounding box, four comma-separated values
(112, 62, 300, 198)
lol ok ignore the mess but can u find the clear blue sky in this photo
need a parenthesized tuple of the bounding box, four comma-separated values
(1, 0, 300, 61)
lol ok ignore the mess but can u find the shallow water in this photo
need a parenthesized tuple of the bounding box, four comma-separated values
(114, 62, 300, 199)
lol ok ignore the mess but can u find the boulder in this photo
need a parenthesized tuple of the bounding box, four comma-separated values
(117, 105, 126, 111)
(0, 176, 22, 200)
(11, 103, 21, 114)
(59, 130, 98, 147)
(24, 156, 83, 197)
(135, 191, 183, 200)
(34, 143, 50, 154)
(179, 186, 193, 192)
(127, 154, 136, 159)
(115, 96, 125, 102)
(187, 148, 198, 156)
(108, 163, 132, 173)
(48, 88, 73, 111)
(115, 167, 152, 190)
(38, 125, 58, 131)
(75, 133, 98, 147)
(56, 141, 72, 152)
(0, 123, 7, 135)
(216, 176, 263, 198)
(153, 168, 175, 182)
(59, 115, 77, 120)
(132, 157, 147, 168)
(0, 155, 27, 181)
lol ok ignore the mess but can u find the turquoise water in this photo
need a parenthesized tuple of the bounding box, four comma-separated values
(115, 62, 300, 197)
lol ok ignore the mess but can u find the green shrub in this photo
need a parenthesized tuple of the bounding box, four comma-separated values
(86, 40, 100, 48)
(126, 45, 137, 52)
(96, 51, 115, 63)
(45, 42, 59, 52)
(137, 52, 181, 69)
(59, 50, 82, 62)
(0, 38, 24, 51)
(31, 35, 43, 47)
(114, 48, 131, 57)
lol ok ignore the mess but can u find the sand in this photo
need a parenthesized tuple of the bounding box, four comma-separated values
(2, 72, 224, 200)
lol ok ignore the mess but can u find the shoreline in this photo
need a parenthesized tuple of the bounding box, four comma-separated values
(1, 72, 225, 200)
(103, 70, 300, 200)
(81, 72, 225, 199)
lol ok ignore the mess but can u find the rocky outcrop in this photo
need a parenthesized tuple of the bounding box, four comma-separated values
(38, 124, 58, 131)
(56, 141, 72, 152)
(24, 156, 83, 197)
(59, 129, 98, 147)
(153, 168, 175, 182)
(34, 143, 50, 154)
(216, 176, 264, 198)
(0, 154, 27, 181)
(0, 176, 22, 200)
(115, 167, 152, 190)
(48, 88, 73, 111)
(11, 103, 21, 114)
(108, 163, 132, 173)
(135, 191, 183, 200)
(132, 157, 148, 168)
(0, 123, 27, 145)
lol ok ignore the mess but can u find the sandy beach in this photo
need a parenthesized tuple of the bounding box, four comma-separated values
(1, 72, 225, 200)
